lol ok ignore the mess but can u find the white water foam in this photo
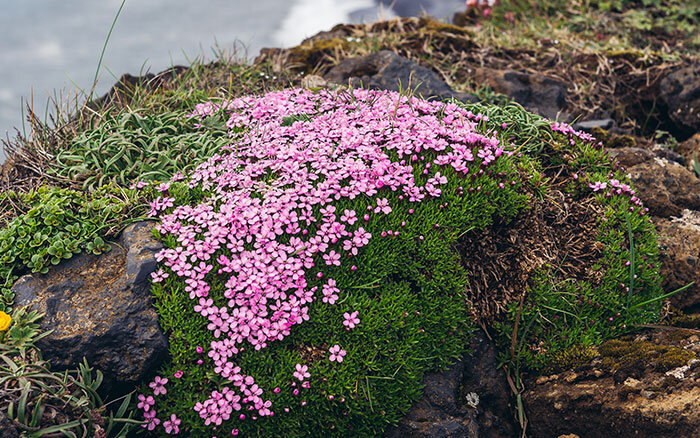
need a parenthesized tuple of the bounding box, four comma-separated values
(274, 0, 377, 47)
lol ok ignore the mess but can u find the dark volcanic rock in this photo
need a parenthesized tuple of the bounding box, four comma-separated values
(13, 221, 167, 394)
(324, 50, 477, 103)
(659, 65, 700, 138)
(472, 67, 567, 120)
(386, 356, 479, 438)
(461, 331, 518, 437)
(387, 331, 516, 438)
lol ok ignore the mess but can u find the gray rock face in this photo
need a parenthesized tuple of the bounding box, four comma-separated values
(386, 331, 516, 438)
(13, 221, 167, 395)
(324, 50, 478, 103)
(659, 65, 700, 138)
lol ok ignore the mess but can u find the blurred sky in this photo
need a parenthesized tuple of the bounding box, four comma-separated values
(0, 0, 465, 158)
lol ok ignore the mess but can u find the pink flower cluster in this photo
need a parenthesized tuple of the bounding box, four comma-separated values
(138, 376, 173, 432)
(552, 120, 649, 219)
(150, 87, 511, 431)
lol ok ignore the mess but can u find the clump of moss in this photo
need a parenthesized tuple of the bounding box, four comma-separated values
(590, 127, 638, 148)
(671, 313, 700, 329)
(598, 339, 696, 374)
(288, 38, 349, 71)
(134, 88, 668, 435)
(543, 345, 599, 374)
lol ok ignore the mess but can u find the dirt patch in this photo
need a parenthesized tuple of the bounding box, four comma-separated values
(297, 344, 327, 365)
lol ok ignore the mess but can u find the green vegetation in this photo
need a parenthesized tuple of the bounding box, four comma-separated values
(1, 0, 694, 435)
(0, 307, 139, 437)
(48, 110, 231, 191)
(598, 338, 697, 372)
(473, 0, 700, 53)
(0, 186, 143, 311)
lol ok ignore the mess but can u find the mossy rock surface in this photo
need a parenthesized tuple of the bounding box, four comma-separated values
(125, 87, 665, 437)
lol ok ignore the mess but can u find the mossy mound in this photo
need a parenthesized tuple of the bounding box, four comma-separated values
(130, 88, 663, 436)
(599, 338, 696, 374)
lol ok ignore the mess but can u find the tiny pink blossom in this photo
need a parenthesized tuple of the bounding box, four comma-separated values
(293, 363, 310, 381)
(149, 376, 168, 396)
(343, 311, 360, 330)
(163, 414, 181, 434)
(329, 344, 347, 362)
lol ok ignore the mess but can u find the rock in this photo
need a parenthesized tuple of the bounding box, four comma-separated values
(387, 330, 516, 438)
(676, 133, 700, 174)
(651, 145, 685, 166)
(572, 119, 614, 132)
(659, 65, 700, 138)
(654, 210, 700, 311)
(0, 410, 19, 438)
(123, 222, 163, 285)
(461, 331, 518, 437)
(623, 377, 642, 390)
(387, 356, 479, 438)
(12, 221, 167, 395)
(607, 147, 656, 168)
(301, 74, 328, 89)
(625, 157, 700, 218)
(472, 67, 567, 120)
(324, 50, 477, 103)
(525, 327, 700, 438)
(525, 377, 700, 437)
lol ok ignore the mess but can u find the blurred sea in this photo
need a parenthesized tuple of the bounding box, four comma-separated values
(0, 0, 465, 160)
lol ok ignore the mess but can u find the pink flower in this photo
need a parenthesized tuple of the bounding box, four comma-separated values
(149, 376, 168, 396)
(323, 250, 341, 266)
(343, 311, 360, 329)
(150, 268, 169, 283)
(142, 410, 161, 430)
(322, 279, 340, 304)
(374, 198, 392, 214)
(329, 344, 347, 362)
(174, 370, 184, 379)
(589, 181, 608, 192)
(137, 394, 155, 411)
(293, 364, 310, 381)
(163, 414, 181, 434)
(340, 209, 357, 224)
